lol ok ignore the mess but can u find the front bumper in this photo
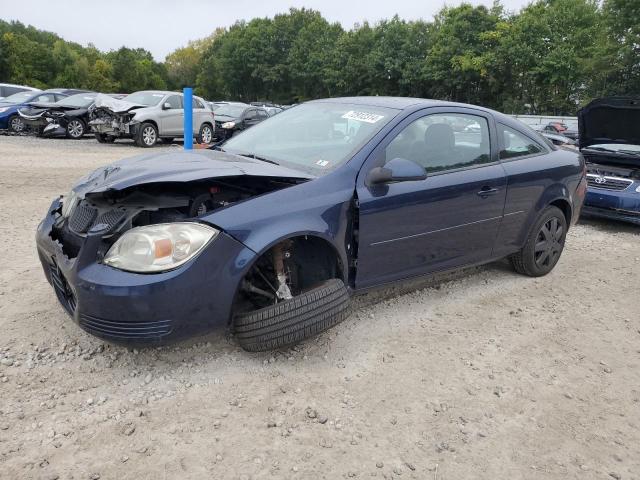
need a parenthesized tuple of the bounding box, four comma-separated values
(36, 199, 257, 345)
(582, 186, 640, 225)
(89, 118, 138, 138)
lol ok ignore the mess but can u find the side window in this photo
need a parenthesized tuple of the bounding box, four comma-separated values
(384, 113, 491, 173)
(498, 124, 544, 159)
(193, 98, 204, 109)
(36, 94, 56, 103)
(245, 109, 257, 120)
(257, 109, 268, 119)
(165, 95, 182, 109)
(5, 86, 24, 96)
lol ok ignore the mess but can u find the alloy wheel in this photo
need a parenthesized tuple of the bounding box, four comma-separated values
(201, 125, 213, 144)
(67, 120, 84, 138)
(10, 116, 25, 132)
(534, 216, 564, 268)
(142, 126, 157, 146)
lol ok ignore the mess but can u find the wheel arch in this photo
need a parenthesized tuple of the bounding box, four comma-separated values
(227, 231, 348, 325)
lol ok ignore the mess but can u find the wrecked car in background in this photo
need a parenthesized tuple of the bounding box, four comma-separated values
(88, 91, 215, 147)
(213, 103, 269, 141)
(18, 92, 100, 139)
(0, 89, 88, 133)
(579, 96, 640, 225)
(36, 97, 585, 351)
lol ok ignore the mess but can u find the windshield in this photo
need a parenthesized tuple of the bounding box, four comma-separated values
(123, 91, 165, 106)
(56, 93, 97, 108)
(1, 91, 38, 104)
(215, 104, 246, 117)
(222, 102, 397, 174)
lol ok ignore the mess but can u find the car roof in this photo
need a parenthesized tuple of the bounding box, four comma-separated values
(0, 83, 41, 91)
(307, 96, 523, 127)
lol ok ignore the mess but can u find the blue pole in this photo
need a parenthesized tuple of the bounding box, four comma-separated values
(183, 87, 193, 151)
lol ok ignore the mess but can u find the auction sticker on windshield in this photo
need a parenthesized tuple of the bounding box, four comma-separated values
(341, 111, 385, 123)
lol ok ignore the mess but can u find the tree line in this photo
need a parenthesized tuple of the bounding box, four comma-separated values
(1, 0, 638, 115)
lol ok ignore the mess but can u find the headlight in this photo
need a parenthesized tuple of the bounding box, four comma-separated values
(221, 121, 236, 129)
(636, 185, 640, 193)
(61, 191, 79, 218)
(103, 223, 218, 273)
(0, 107, 9, 113)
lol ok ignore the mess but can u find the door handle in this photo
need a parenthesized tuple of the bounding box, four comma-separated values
(477, 186, 499, 197)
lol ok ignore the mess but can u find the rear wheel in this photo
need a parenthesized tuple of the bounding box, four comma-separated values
(510, 206, 567, 277)
(65, 119, 85, 139)
(8, 115, 25, 133)
(196, 123, 213, 144)
(135, 122, 158, 147)
(95, 133, 115, 143)
(234, 279, 349, 352)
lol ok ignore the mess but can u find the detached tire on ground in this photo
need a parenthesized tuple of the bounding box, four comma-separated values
(234, 279, 350, 352)
(510, 205, 568, 277)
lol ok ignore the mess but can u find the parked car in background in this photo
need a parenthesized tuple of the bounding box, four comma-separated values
(18, 92, 99, 139)
(0, 83, 40, 101)
(265, 106, 283, 116)
(36, 97, 585, 350)
(539, 131, 578, 149)
(0, 89, 89, 133)
(88, 91, 215, 147)
(542, 122, 579, 141)
(213, 104, 269, 140)
(210, 101, 247, 111)
(578, 96, 640, 225)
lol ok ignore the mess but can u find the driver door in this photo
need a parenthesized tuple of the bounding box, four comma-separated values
(355, 108, 507, 288)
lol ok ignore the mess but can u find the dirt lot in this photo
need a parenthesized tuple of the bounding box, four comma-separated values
(0, 134, 639, 480)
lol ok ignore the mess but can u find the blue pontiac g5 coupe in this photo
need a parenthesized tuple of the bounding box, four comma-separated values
(36, 97, 586, 351)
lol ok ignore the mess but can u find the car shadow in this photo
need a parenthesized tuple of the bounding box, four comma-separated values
(578, 217, 640, 234)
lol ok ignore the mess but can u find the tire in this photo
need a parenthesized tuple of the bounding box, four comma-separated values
(196, 123, 214, 144)
(65, 118, 85, 139)
(95, 133, 115, 143)
(510, 205, 567, 277)
(234, 278, 350, 352)
(135, 122, 158, 147)
(8, 114, 25, 133)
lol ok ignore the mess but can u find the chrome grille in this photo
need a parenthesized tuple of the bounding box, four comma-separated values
(586, 174, 633, 191)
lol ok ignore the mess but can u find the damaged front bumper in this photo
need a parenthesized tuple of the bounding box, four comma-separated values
(88, 114, 139, 137)
(36, 198, 256, 345)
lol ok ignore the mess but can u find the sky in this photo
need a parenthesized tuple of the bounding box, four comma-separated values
(1, 0, 532, 60)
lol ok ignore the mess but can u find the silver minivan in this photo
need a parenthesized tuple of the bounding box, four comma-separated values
(88, 91, 215, 147)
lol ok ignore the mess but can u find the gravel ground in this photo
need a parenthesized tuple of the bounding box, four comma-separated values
(1, 134, 639, 480)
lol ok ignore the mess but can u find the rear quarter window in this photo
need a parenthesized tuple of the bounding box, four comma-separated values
(498, 124, 546, 160)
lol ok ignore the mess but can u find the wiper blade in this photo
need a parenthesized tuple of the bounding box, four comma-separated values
(585, 146, 640, 156)
(617, 149, 640, 156)
(237, 153, 280, 165)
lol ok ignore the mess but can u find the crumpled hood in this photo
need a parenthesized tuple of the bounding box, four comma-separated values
(91, 93, 147, 113)
(72, 149, 314, 196)
(578, 97, 640, 150)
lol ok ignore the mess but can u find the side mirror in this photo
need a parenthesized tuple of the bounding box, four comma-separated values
(162, 102, 171, 110)
(367, 157, 427, 185)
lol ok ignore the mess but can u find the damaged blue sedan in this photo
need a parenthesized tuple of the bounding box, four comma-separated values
(36, 97, 586, 351)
